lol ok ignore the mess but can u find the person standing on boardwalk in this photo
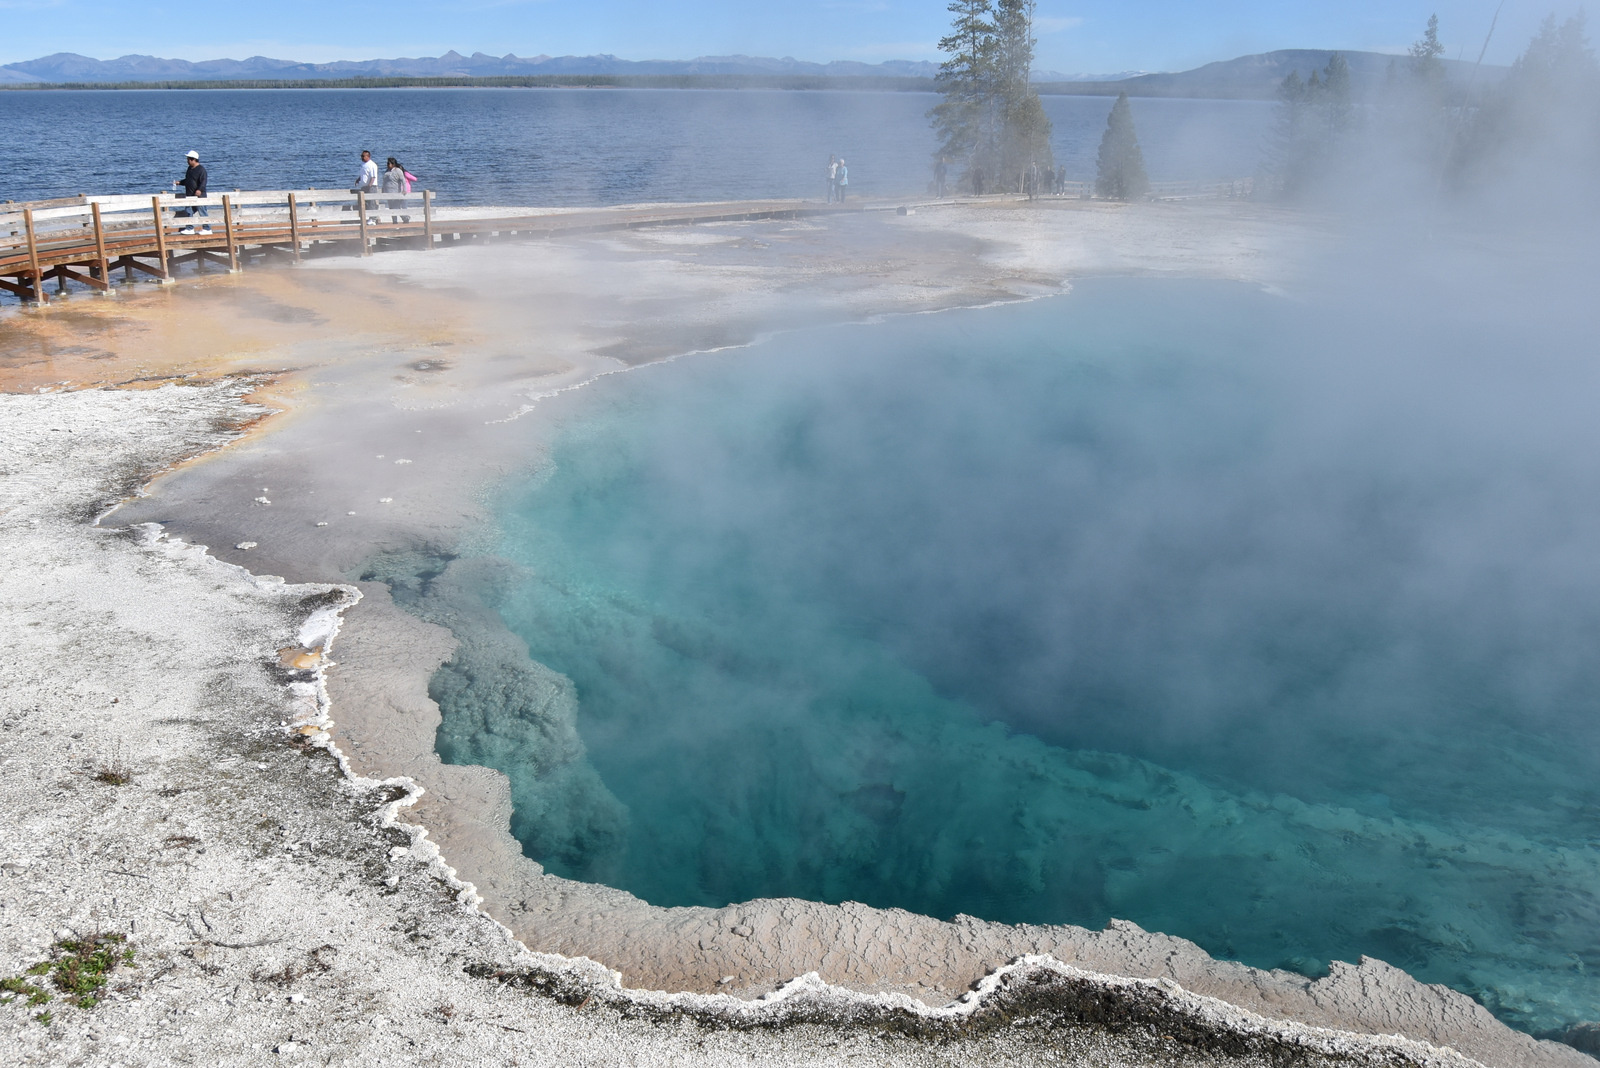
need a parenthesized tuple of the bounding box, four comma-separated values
(382, 157, 413, 223)
(836, 158, 849, 203)
(353, 149, 380, 219)
(827, 155, 839, 203)
(172, 150, 210, 235)
(934, 156, 948, 198)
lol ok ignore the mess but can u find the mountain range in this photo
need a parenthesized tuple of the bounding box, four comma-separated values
(1049, 48, 1504, 98)
(0, 50, 1134, 85)
(0, 49, 1503, 97)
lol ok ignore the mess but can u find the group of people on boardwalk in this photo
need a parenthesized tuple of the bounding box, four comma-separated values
(826, 155, 849, 203)
(165, 148, 421, 230)
(353, 149, 420, 222)
(1023, 160, 1071, 199)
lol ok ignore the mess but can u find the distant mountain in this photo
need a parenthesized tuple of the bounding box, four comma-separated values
(1039, 49, 1506, 99)
(0, 51, 940, 83)
(0, 48, 1507, 97)
(1033, 70, 1148, 82)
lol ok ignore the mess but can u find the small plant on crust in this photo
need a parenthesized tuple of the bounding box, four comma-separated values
(0, 931, 134, 1022)
(93, 741, 134, 786)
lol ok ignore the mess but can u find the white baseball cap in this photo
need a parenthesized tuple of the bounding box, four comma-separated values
(186, 150, 199, 159)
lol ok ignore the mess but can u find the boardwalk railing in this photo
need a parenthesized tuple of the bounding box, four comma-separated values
(1039, 178, 1254, 199)
(1147, 178, 1254, 200)
(0, 188, 436, 303)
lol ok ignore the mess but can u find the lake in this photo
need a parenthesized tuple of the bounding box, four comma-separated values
(1, 88, 1273, 205)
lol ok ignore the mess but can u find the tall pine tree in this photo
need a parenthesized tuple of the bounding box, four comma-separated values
(1095, 92, 1148, 200)
(930, 0, 1053, 193)
(930, 0, 998, 188)
(1454, 11, 1599, 192)
(1410, 14, 1446, 87)
(1262, 54, 1354, 199)
(994, 0, 1054, 190)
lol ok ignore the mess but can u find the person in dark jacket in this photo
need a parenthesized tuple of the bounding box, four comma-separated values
(172, 150, 210, 235)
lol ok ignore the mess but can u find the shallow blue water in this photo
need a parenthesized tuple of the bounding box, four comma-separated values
(0, 88, 1270, 204)
(430, 278, 1600, 1035)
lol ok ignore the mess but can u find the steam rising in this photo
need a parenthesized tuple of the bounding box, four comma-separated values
(408, 52, 1600, 1031)
(82, 26, 1600, 1041)
(411, 226, 1600, 1029)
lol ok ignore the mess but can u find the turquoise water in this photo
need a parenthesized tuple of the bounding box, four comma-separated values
(425, 278, 1600, 1035)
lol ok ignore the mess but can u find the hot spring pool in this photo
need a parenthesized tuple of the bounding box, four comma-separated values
(396, 278, 1600, 1035)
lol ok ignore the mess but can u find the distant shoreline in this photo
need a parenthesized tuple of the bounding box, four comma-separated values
(0, 73, 1278, 99)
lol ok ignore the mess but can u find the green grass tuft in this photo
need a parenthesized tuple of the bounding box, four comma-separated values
(1, 933, 133, 1019)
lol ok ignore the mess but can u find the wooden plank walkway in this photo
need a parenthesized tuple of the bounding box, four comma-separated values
(0, 189, 853, 304)
(1, 178, 1254, 304)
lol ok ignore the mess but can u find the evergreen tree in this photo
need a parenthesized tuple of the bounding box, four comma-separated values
(1391, 14, 1451, 188)
(1261, 53, 1355, 200)
(1321, 52, 1354, 136)
(1265, 71, 1310, 196)
(1454, 11, 1600, 192)
(1095, 92, 1149, 200)
(929, 0, 1052, 193)
(930, 0, 997, 183)
(1512, 11, 1597, 90)
(1410, 13, 1447, 87)
(993, 0, 1055, 190)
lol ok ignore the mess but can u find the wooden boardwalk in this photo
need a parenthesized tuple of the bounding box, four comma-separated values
(2, 178, 1253, 304)
(0, 189, 843, 304)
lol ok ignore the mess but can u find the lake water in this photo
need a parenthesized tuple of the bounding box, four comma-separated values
(1, 88, 1271, 205)
(423, 277, 1600, 1038)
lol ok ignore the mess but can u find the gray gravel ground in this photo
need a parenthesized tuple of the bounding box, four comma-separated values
(0, 381, 1530, 1067)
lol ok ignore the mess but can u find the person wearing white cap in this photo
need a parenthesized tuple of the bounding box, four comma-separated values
(172, 150, 211, 235)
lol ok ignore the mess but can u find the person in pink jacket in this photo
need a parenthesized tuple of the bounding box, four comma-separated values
(382, 157, 420, 222)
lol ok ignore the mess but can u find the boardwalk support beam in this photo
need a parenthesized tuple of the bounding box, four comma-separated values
(287, 194, 302, 264)
(222, 196, 240, 273)
(113, 255, 172, 280)
(150, 197, 172, 284)
(91, 203, 110, 291)
(22, 208, 46, 304)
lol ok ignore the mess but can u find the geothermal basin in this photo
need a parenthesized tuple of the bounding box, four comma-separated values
(6, 197, 1595, 1068)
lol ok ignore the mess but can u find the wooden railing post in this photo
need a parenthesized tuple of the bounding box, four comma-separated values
(150, 196, 172, 283)
(221, 195, 240, 272)
(423, 190, 433, 250)
(91, 202, 110, 290)
(287, 193, 302, 263)
(22, 208, 46, 304)
(357, 192, 370, 255)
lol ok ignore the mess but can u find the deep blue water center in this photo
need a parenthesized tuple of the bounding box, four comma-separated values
(438, 279, 1600, 1035)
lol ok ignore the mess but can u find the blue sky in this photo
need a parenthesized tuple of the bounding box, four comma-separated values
(0, 1, 1580, 71)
